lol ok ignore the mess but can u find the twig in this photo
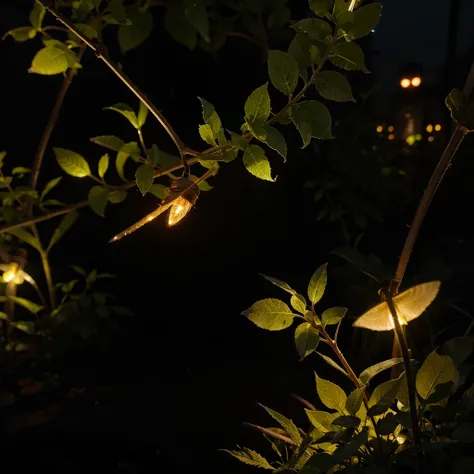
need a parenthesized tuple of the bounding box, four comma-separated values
(35, 0, 191, 161)
(226, 31, 263, 48)
(291, 393, 317, 411)
(29, 43, 87, 197)
(244, 423, 296, 445)
(137, 128, 150, 162)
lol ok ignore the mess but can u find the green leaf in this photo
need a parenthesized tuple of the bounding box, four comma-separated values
(108, 189, 128, 204)
(260, 404, 302, 445)
(242, 298, 295, 331)
(104, 103, 139, 129)
(368, 374, 403, 416)
(5, 228, 42, 252)
(199, 124, 216, 146)
(330, 41, 368, 72)
(116, 142, 140, 180)
(30, 47, 72, 75)
(0, 296, 43, 315)
(9, 320, 35, 335)
(223, 448, 274, 470)
(148, 184, 168, 200)
(47, 211, 79, 252)
(184, 0, 209, 42)
(118, 9, 153, 53)
(346, 388, 365, 416)
(135, 163, 155, 196)
(322, 307, 347, 326)
(316, 352, 349, 378)
(291, 293, 307, 314)
(54, 148, 91, 177)
(314, 71, 354, 102)
(359, 358, 403, 385)
(108, 0, 129, 24)
(268, 50, 299, 96)
(445, 88, 463, 121)
(307, 263, 328, 305)
(291, 18, 332, 41)
(243, 145, 274, 182)
(315, 373, 347, 412)
(90, 135, 126, 153)
(309, 0, 335, 17)
(305, 409, 339, 433)
(164, 6, 197, 50)
(292, 101, 333, 148)
(261, 274, 296, 295)
(30, 2, 46, 29)
(198, 97, 224, 142)
(262, 126, 287, 162)
(416, 350, 456, 401)
(344, 3, 382, 40)
(4, 27, 37, 42)
(295, 322, 320, 360)
(70, 264, 87, 276)
(98, 154, 109, 179)
(244, 83, 271, 135)
(332, 415, 360, 428)
(288, 33, 311, 81)
(88, 186, 109, 216)
(442, 336, 474, 366)
(137, 101, 148, 128)
(12, 167, 32, 175)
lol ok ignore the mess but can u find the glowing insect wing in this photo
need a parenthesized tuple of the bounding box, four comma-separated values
(353, 281, 441, 332)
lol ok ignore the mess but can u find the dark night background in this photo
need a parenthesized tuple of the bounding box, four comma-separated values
(1, 0, 474, 472)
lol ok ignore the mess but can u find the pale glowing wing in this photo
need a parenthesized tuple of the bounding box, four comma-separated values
(109, 200, 174, 243)
(392, 281, 441, 324)
(352, 300, 395, 331)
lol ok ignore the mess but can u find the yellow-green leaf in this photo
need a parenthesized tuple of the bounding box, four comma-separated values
(268, 50, 299, 96)
(291, 293, 307, 314)
(135, 163, 155, 196)
(47, 211, 79, 252)
(416, 350, 456, 401)
(314, 71, 355, 102)
(295, 322, 320, 360)
(88, 186, 109, 217)
(307, 263, 327, 305)
(54, 148, 91, 177)
(242, 298, 295, 331)
(105, 103, 139, 128)
(243, 145, 274, 182)
(98, 154, 109, 179)
(292, 101, 333, 148)
(315, 373, 347, 412)
(30, 47, 70, 75)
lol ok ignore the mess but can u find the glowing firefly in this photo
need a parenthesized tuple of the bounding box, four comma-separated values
(353, 281, 441, 331)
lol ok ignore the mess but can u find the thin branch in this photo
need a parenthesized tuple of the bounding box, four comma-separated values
(244, 423, 296, 446)
(226, 31, 263, 48)
(36, 0, 191, 159)
(291, 393, 317, 411)
(334, 319, 342, 343)
(138, 128, 150, 162)
(29, 43, 87, 196)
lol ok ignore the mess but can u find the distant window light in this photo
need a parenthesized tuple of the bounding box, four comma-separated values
(411, 77, 422, 87)
(435, 124, 442, 131)
(388, 134, 395, 141)
(415, 134, 422, 141)
(376, 125, 383, 133)
(406, 135, 416, 146)
(428, 136, 435, 142)
(426, 124, 433, 133)
(401, 78, 411, 88)
(388, 125, 394, 132)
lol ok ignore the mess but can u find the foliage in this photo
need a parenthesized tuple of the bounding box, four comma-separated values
(234, 263, 474, 473)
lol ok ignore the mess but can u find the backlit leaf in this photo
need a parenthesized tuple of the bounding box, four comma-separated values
(9, 320, 35, 335)
(288, 33, 311, 81)
(445, 88, 463, 121)
(292, 101, 333, 148)
(243, 145, 274, 182)
(3, 27, 37, 42)
(116, 142, 140, 180)
(305, 409, 338, 433)
(223, 448, 273, 470)
(242, 298, 295, 331)
(346, 387, 365, 416)
(330, 41, 368, 72)
(263, 126, 287, 161)
(359, 358, 403, 385)
(148, 184, 168, 200)
(261, 274, 296, 295)
(322, 307, 347, 326)
(137, 101, 148, 128)
(54, 148, 91, 177)
(135, 163, 154, 196)
(118, 9, 153, 53)
(307, 263, 327, 304)
(314, 71, 355, 102)
(88, 186, 109, 217)
(0, 296, 43, 315)
(97, 153, 109, 179)
(315, 373, 347, 412)
(291, 293, 307, 314)
(416, 350, 456, 401)
(108, 189, 128, 204)
(30, 2, 45, 29)
(244, 83, 271, 133)
(5, 228, 42, 252)
(268, 50, 299, 96)
(295, 322, 320, 360)
(260, 404, 302, 445)
(104, 103, 139, 129)
(368, 374, 403, 416)
(316, 352, 349, 378)
(291, 18, 332, 41)
(90, 135, 126, 153)
(30, 47, 71, 75)
(344, 3, 382, 40)
(47, 211, 78, 252)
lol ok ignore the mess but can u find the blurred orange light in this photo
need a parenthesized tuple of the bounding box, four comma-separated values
(435, 124, 441, 131)
(376, 125, 383, 133)
(426, 124, 433, 133)
(388, 125, 394, 132)
(428, 136, 435, 142)
(401, 78, 411, 88)
(411, 76, 422, 87)
(388, 134, 395, 140)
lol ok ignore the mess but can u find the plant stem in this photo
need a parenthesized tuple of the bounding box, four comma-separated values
(36, 0, 191, 159)
(31, 225, 56, 309)
(245, 423, 296, 445)
(138, 128, 150, 162)
(30, 43, 86, 197)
